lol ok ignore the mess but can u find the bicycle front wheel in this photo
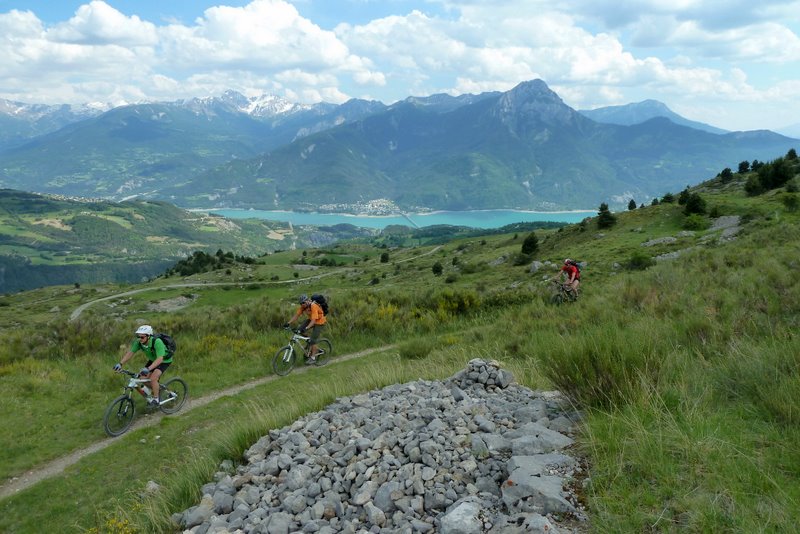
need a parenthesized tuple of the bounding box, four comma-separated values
(159, 377, 188, 414)
(103, 395, 135, 437)
(314, 339, 333, 366)
(272, 345, 296, 376)
(550, 293, 564, 305)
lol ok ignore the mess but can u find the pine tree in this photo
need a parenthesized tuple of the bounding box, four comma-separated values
(521, 232, 539, 255)
(597, 203, 617, 229)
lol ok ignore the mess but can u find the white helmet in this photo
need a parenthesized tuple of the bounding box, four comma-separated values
(135, 325, 154, 336)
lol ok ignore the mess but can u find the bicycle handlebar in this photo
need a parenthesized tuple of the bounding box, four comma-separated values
(284, 326, 306, 335)
(116, 368, 150, 378)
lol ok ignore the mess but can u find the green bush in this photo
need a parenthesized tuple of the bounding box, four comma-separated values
(683, 214, 710, 230)
(511, 252, 531, 266)
(626, 251, 656, 270)
(781, 193, 799, 212)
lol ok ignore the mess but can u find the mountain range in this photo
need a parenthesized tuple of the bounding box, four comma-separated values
(0, 80, 797, 211)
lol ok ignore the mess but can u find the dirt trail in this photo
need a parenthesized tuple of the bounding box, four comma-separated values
(5, 246, 442, 499)
(0, 346, 392, 500)
(69, 246, 441, 321)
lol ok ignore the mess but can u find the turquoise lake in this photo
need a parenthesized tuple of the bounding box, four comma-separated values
(202, 209, 595, 230)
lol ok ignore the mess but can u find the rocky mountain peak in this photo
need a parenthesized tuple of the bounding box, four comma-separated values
(494, 79, 587, 135)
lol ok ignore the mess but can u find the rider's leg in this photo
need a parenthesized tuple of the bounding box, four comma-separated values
(150, 368, 163, 399)
(308, 325, 322, 360)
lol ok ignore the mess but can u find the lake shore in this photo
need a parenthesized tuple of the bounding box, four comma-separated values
(189, 207, 595, 230)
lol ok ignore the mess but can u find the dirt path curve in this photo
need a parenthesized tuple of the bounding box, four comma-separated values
(69, 246, 441, 321)
(0, 345, 394, 501)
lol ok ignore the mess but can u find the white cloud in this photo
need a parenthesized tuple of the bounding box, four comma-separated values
(0, 0, 797, 130)
(48, 0, 158, 46)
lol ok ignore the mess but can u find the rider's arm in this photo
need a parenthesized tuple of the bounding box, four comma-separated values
(119, 340, 139, 366)
(304, 316, 317, 331)
(119, 350, 135, 366)
(286, 306, 303, 324)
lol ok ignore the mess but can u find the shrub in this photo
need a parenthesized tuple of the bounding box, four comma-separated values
(626, 251, 656, 271)
(782, 193, 799, 212)
(683, 193, 706, 215)
(521, 232, 539, 255)
(744, 175, 764, 196)
(511, 252, 531, 266)
(683, 214, 710, 230)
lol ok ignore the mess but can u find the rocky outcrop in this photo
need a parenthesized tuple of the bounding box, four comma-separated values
(173, 359, 589, 533)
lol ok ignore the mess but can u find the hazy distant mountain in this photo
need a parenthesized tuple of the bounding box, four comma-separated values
(400, 91, 501, 113)
(777, 122, 800, 138)
(0, 82, 796, 211)
(0, 98, 108, 150)
(163, 80, 797, 211)
(0, 92, 385, 200)
(579, 99, 728, 134)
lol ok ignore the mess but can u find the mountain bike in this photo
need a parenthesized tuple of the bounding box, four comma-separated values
(550, 279, 579, 305)
(272, 326, 333, 376)
(103, 369, 189, 437)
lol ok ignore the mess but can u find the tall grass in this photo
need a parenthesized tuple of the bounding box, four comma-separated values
(3, 193, 800, 532)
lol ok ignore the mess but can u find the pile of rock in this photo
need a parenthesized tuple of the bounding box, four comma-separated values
(173, 358, 588, 533)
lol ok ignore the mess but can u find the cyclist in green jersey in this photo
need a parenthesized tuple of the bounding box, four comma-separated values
(114, 325, 172, 406)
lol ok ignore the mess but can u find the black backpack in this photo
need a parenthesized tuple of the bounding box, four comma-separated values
(141, 333, 176, 358)
(310, 294, 329, 315)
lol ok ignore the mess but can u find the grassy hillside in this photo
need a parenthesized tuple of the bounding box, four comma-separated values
(0, 190, 378, 293)
(0, 162, 798, 532)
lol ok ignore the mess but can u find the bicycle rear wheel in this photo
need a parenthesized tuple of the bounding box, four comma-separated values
(103, 395, 135, 437)
(272, 345, 296, 376)
(313, 339, 333, 366)
(159, 377, 188, 414)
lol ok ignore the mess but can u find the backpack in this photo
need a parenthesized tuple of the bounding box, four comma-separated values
(141, 333, 176, 359)
(310, 294, 329, 316)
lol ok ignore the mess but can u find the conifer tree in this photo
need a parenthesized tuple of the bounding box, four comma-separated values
(597, 203, 617, 229)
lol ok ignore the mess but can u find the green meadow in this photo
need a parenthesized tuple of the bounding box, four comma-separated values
(1, 160, 799, 533)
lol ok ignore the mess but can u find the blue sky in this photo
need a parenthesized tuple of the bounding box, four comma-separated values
(1, 0, 799, 132)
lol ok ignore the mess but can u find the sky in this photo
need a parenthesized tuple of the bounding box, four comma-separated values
(0, 0, 799, 132)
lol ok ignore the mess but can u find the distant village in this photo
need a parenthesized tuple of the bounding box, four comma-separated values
(317, 198, 410, 216)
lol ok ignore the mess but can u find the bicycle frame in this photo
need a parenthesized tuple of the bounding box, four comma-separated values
(288, 331, 313, 356)
(118, 369, 156, 399)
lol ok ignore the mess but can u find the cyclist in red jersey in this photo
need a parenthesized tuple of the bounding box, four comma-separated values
(558, 259, 581, 297)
